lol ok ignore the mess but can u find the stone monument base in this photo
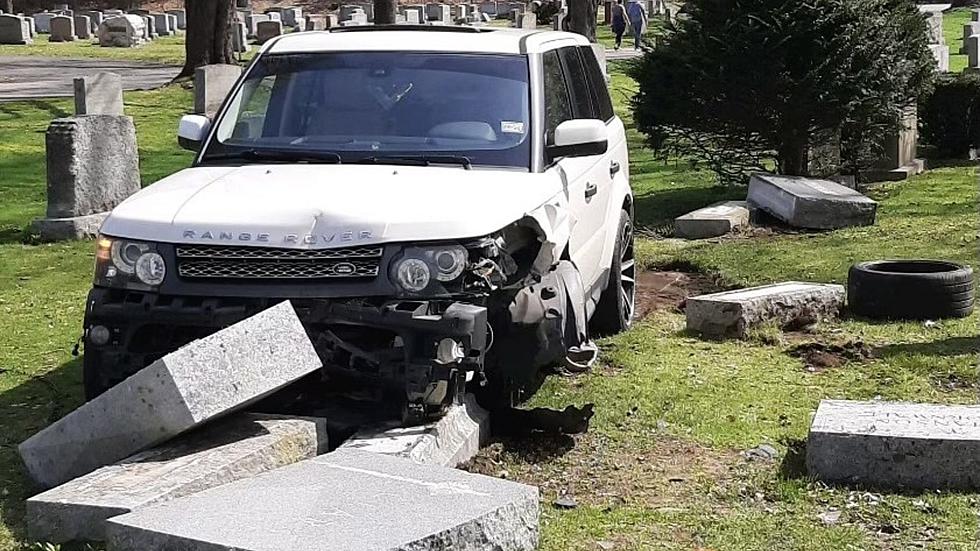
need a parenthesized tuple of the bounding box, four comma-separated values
(31, 211, 109, 241)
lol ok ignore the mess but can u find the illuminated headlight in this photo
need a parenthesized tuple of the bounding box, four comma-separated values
(95, 236, 166, 290)
(391, 244, 469, 294)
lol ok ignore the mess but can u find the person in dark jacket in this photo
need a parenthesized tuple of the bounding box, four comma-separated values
(610, 0, 630, 50)
(626, 0, 647, 50)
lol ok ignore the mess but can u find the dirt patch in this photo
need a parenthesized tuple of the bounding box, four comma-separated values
(635, 271, 721, 319)
(787, 341, 874, 372)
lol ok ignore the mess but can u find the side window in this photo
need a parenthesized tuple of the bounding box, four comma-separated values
(558, 47, 595, 119)
(543, 49, 573, 139)
(578, 46, 615, 121)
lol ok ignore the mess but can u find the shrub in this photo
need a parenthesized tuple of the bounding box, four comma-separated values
(629, 0, 936, 184)
(919, 71, 980, 158)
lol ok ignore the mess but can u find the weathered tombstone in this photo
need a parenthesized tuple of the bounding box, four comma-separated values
(868, 106, 925, 181)
(674, 200, 749, 239)
(340, 394, 488, 467)
(747, 173, 877, 229)
(962, 22, 980, 53)
(18, 301, 322, 489)
(32, 11, 54, 32)
(305, 14, 331, 30)
(929, 43, 949, 72)
(165, 9, 186, 29)
(281, 6, 302, 26)
(968, 33, 980, 68)
(73, 14, 90, 38)
(195, 64, 243, 116)
(402, 7, 421, 23)
(81, 10, 103, 32)
(266, 10, 282, 21)
(27, 414, 327, 543)
(339, 4, 362, 21)
(519, 10, 536, 28)
(151, 13, 171, 36)
(140, 14, 155, 40)
(245, 13, 268, 36)
(924, 11, 944, 44)
(73, 72, 123, 116)
(48, 14, 75, 41)
(166, 13, 178, 33)
(231, 21, 249, 52)
(98, 14, 145, 47)
(552, 7, 566, 30)
(686, 282, 845, 338)
(806, 400, 980, 490)
(255, 18, 282, 43)
(105, 449, 540, 551)
(30, 116, 140, 241)
(25, 15, 36, 36)
(0, 13, 32, 44)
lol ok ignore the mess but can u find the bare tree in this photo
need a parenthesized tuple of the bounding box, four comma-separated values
(565, 0, 597, 41)
(374, 0, 396, 24)
(179, 0, 235, 79)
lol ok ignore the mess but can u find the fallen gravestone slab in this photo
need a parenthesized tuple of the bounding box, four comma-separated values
(339, 393, 488, 467)
(27, 413, 327, 543)
(106, 449, 539, 551)
(806, 399, 980, 490)
(19, 301, 321, 490)
(747, 173, 877, 230)
(686, 282, 845, 338)
(674, 200, 749, 239)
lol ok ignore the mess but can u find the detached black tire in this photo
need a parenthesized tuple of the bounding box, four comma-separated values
(848, 260, 975, 320)
(591, 209, 635, 336)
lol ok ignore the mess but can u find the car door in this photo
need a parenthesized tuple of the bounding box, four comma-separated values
(541, 47, 614, 296)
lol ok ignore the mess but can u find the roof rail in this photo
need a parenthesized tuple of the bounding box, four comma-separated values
(328, 24, 494, 33)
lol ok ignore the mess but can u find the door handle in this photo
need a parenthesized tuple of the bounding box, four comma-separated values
(609, 161, 621, 177)
(585, 182, 598, 199)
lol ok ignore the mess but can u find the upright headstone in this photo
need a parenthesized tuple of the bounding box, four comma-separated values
(48, 14, 75, 41)
(80, 10, 103, 32)
(973, 8, 980, 22)
(281, 6, 303, 26)
(97, 14, 144, 47)
(140, 14, 155, 40)
(194, 64, 243, 116)
(18, 301, 322, 488)
(968, 33, 980, 68)
(519, 11, 536, 28)
(255, 19, 282, 43)
(31, 116, 141, 241)
(962, 22, 980, 53)
(32, 11, 54, 32)
(266, 10, 281, 21)
(924, 11, 944, 44)
(245, 13, 268, 36)
(25, 15, 36, 36)
(151, 13, 172, 36)
(73, 14, 90, 38)
(166, 9, 186, 29)
(929, 43, 949, 72)
(0, 13, 32, 44)
(232, 21, 249, 52)
(305, 14, 330, 30)
(869, 105, 925, 181)
(73, 72, 124, 116)
(166, 13, 178, 33)
(480, 0, 498, 17)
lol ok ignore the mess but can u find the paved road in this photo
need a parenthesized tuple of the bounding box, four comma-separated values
(0, 56, 180, 102)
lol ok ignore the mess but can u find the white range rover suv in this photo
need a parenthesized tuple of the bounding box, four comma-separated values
(84, 25, 634, 423)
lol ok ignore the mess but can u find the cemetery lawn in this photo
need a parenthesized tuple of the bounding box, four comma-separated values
(0, 64, 976, 550)
(944, 7, 972, 74)
(0, 34, 187, 65)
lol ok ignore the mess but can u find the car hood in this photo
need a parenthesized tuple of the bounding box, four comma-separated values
(102, 164, 561, 247)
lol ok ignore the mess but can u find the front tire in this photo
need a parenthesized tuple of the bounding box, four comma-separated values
(591, 209, 635, 336)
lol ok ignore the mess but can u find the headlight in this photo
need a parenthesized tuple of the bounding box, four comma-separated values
(390, 244, 469, 294)
(95, 236, 166, 290)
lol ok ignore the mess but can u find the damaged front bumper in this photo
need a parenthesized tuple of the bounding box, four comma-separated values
(83, 287, 487, 421)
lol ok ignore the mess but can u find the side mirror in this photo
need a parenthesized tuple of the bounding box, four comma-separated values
(177, 115, 211, 152)
(547, 119, 608, 161)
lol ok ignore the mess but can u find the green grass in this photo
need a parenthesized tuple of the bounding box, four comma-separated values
(943, 7, 972, 73)
(0, 38, 978, 551)
(0, 34, 187, 65)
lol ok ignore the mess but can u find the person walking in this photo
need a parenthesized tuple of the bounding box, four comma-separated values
(625, 0, 647, 50)
(610, 0, 630, 50)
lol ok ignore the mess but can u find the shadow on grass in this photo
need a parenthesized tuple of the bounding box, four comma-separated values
(24, 100, 71, 120)
(0, 357, 84, 544)
(778, 438, 808, 480)
(874, 335, 980, 358)
(633, 184, 746, 228)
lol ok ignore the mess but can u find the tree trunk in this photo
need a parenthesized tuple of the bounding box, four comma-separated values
(778, 130, 809, 176)
(3, 0, 14, 14)
(179, 0, 235, 79)
(566, 0, 597, 41)
(374, 0, 396, 24)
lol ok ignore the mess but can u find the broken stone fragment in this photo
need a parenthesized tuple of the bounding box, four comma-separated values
(106, 449, 540, 551)
(27, 413, 327, 543)
(674, 200, 749, 239)
(685, 282, 845, 338)
(19, 301, 322, 489)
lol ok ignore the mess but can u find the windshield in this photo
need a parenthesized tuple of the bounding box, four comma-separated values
(204, 52, 532, 169)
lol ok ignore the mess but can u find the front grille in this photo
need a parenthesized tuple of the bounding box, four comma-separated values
(175, 245, 383, 281)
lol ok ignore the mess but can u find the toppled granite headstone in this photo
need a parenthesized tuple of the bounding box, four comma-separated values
(73, 72, 124, 115)
(106, 449, 539, 551)
(806, 400, 980, 490)
(194, 64, 242, 116)
(674, 200, 749, 239)
(31, 115, 140, 240)
(686, 282, 845, 338)
(747, 173, 877, 230)
(340, 393, 488, 467)
(18, 301, 322, 490)
(27, 414, 327, 543)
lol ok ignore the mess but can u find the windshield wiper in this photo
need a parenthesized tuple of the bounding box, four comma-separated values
(354, 155, 472, 170)
(201, 149, 343, 164)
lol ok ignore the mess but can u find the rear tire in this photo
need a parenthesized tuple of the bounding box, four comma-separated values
(591, 209, 635, 336)
(848, 260, 975, 320)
